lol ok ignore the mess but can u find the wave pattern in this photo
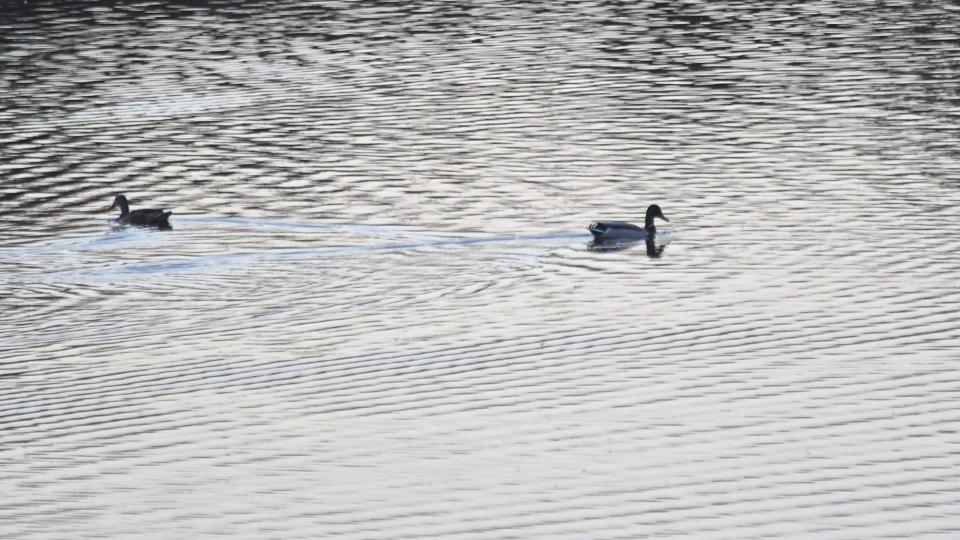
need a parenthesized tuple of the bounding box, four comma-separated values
(2, 1, 960, 538)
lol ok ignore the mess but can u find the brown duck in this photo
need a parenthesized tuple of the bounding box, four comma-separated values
(109, 194, 172, 228)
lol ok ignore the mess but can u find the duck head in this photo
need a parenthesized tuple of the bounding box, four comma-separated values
(644, 204, 669, 230)
(109, 194, 130, 216)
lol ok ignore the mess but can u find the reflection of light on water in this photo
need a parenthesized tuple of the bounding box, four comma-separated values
(26, 90, 261, 131)
(2, 1, 960, 538)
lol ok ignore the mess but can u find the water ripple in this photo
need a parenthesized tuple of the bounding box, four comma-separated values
(3, 1, 960, 538)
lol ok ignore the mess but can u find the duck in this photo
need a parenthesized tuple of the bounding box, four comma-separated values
(109, 194, 172, 228)
(589, 204, 669, 242)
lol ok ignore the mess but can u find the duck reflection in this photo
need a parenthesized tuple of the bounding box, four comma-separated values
(589, 235, 668, 258)
(646, 236, 666, 258)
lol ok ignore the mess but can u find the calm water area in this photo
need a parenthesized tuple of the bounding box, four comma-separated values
(2, 1, 959, 537)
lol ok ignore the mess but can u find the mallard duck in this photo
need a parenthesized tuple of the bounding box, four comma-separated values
(589, 204, 668, 242)
(109, 194, 172, 228)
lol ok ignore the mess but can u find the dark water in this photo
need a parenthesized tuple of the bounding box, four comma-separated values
(3, 1, 960, 537)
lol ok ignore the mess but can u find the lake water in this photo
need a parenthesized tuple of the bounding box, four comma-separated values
(2, 1, 959, 538)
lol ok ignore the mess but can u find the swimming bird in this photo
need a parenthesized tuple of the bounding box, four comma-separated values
(588, 204, 669, 242)
(109, 194, 172, 228)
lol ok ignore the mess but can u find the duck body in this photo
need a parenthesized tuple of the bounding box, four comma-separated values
(588, 220, 651, 241)
(121, 209, 173, 227)
(109, 194, 172, 229)
(588, 204, 668, 242)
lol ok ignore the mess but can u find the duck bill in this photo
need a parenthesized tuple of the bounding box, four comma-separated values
(108, 203, 116, 210)
(661, 215, 670, 222)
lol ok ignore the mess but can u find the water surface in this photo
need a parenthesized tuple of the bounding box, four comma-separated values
(2, 1, 960, 538)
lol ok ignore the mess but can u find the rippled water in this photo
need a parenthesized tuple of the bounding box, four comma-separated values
(3, 1, 960, 538)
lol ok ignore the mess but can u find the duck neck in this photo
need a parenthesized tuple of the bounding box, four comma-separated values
(116, 198, 129, 217)
(644, 213, 656, 231)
